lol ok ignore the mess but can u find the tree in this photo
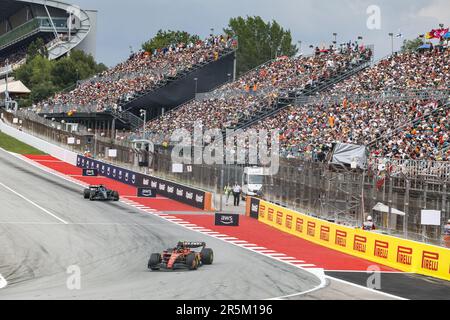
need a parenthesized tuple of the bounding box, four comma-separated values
(224, 16, 298, 75)
(401, 37, 425, 52)
(14, 45, 107, 106)
(142, 30, 200, 53)
(27, 38, 48, 59)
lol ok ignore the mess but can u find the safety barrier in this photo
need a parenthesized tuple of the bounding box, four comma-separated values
(0, 113, 78, 165)
(247, 197, 450, 281)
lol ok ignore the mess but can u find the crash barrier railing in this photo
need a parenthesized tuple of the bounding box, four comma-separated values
(246, 197, 450, 281)
(76, 155, 213, 211)
(295, 88, 450, 106)
(15, 108, 92, 135)
(369, 157, 450, 180)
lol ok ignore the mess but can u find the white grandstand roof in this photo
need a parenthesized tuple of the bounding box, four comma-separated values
(0, 79, 31, 94)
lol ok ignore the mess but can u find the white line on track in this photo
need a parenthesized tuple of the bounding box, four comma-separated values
(324, 276, 408, 300)
(0, 273, 7, 289)
(0, 180, 68, 225)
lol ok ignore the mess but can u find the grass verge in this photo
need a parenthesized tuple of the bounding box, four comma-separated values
(0, 131, 46, 155)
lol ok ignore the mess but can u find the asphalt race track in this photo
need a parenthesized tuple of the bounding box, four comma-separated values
(0, 149, 432, 300)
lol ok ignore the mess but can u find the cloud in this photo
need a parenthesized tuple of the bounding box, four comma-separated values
(417, 0, 450, 24)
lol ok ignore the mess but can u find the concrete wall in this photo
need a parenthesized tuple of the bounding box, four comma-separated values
(0, 113, 78, 165)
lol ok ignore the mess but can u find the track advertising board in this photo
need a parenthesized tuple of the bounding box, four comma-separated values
(77, 155, 207, 209)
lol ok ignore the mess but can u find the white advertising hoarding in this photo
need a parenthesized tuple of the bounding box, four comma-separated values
(421, 210, 441, 226)
(172, 163, 183, 173)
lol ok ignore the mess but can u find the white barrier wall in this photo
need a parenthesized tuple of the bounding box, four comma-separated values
(0, 116, 78, 165)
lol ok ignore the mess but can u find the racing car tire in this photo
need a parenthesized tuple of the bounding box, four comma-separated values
(83, 189, 90, 199)
(186, 253, 199, 270)
(112, 191, 120, 201)
(148, 253, 161, 270)
(200, 248, 214, 265)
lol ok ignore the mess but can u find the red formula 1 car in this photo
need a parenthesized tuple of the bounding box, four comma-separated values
(148, 241, 214, 271)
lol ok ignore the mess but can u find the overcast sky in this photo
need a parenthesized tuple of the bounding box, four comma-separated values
(70, 0, 450, 67)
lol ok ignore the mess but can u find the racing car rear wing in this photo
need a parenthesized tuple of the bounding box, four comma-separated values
(177, 241, 206, 249)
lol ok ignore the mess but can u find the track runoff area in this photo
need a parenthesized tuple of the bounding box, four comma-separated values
(0, 147, 449, 302)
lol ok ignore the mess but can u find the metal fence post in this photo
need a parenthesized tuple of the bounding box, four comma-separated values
(388, 176, 393, 232)
(404, 178, 410, 239)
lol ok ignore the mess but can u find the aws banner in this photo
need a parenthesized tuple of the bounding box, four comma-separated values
(76, 155, 207, 209)
(251, 198, 450, 281)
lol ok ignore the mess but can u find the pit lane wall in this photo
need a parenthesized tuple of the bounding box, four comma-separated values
(77, 155, 213, 211)
(247, 197, 450, 281)
(0, 114, 78, 165)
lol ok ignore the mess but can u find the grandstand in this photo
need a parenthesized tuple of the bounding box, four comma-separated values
(34, 34, 237, 132)
(0, 0, 97, 78)
(142, 40, 449, 162)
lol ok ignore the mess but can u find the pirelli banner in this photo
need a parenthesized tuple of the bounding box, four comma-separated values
(249, 198, 450, 281)
(76, 155, 212, 210)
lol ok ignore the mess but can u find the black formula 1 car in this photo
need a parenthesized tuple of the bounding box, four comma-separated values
(83, 185, 120, 201)
(148, 242, 214, 271)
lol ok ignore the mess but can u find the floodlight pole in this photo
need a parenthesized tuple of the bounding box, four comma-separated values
(388, 33, 394, 55)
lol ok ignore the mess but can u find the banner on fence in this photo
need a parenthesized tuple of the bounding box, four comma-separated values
(249, 198, 450, 281)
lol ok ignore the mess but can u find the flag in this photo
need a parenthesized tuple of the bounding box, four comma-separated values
(426, 28, 449, 40)
(376, 172, 386, 190)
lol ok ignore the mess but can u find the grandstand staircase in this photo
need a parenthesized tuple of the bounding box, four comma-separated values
(224, 60, 371, 134)
(111, 110, 144, 131)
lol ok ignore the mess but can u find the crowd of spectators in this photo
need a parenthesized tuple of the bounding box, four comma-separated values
(34, 35, 237, 113)
(244, 45, 450, 161)
(0, 47, 27, 70)
(146, 42, 372, 137)
(146, 43, 449, 162)
(321, 45, 449, 98)
(248, 99, 448, 161)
